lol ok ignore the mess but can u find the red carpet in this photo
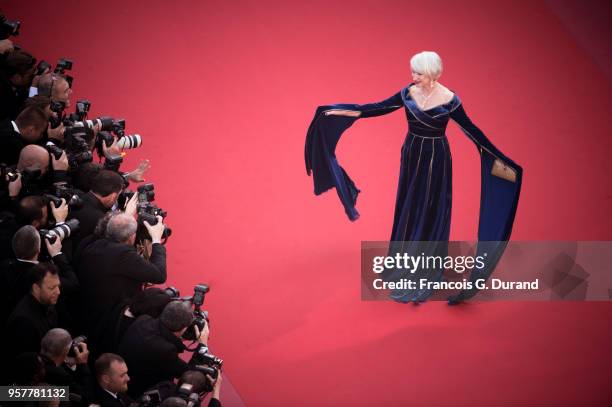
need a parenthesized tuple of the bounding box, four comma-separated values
(4, 0, 611, 405)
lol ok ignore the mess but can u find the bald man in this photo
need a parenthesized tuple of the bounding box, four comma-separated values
(16, 144, 69, 196)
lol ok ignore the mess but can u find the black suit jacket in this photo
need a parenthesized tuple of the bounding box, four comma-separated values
(0, 119, 25, 166)
(74, 237, 167, 331)
(0, 256, 80, 325)
(5, 294, 58, 355)
(0, 259, 35, 325)
(41, 354, 95, 404)
(118, 316, 189, 398)
(0, 74, 27, 122)
(93, 385, 133, 407)
(70, 192, 109, 248)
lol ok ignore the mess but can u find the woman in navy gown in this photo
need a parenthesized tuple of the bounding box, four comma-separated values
(305, 51, 522, 303)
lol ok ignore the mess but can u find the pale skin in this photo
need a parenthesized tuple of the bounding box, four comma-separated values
(324, 70, 454, 117)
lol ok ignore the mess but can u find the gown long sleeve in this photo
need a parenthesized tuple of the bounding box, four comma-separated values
(305, 84, 523, 303)
(304, 92, 403, 220)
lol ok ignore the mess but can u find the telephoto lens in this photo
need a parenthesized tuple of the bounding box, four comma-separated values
(41, 219, 80, 244)
(117, 134, 142, 150)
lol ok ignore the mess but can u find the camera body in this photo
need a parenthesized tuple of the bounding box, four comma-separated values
(177, 383, 201, 407)
(104, 153, 123, 172)
(0, 15, 20, 40)
(192, 344, 223, 393)
(182, 285, 209, 341)
(67, 335, 87, 357)
(40, 218, 79, 245)
(44, 184, 83, 211)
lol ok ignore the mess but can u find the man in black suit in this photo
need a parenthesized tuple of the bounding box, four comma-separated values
(40, 328, 94, 403)
(118, 301, 209, 398)
(70, 170, 131, 247)
(94, 353, 133, 407)
(75, 212, 166, 333)
(0, 50, 36, 121)
(5, 262, 61, 354)
(0, 105, 48, 166)
(0, 224, 79, 323)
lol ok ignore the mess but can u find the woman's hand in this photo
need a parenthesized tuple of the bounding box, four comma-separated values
(324, 109, 361, 117)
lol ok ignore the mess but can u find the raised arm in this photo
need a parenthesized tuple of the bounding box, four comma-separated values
(325, 91, 404, 118)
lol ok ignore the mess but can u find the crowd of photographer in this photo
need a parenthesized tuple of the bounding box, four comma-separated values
(0, 13, 223, 407)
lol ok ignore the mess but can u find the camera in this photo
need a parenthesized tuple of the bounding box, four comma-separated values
(117, 189, 135, 210)
(44, 188, 83, 211)
(45, 142, 64, 160)
(72, 100, 91, 121)
(137, 390, 161, 407)
(0, 164, 19, 183)
(40, 218, 79, 244)
(192, 343, 223, 393)
(36, 60, 51, 76)
(54, 58, 73, 74)
(137, 183, 155, 202)
(0, 15, 20, 39)
(137, 212, 172, 240)
(63, 130, 94, 169)
(163, 286, 180, 298)
(104, 154, 123, 172)
(112, 118, 126, 138)
(48, 100, 67, 128)
(67, 335, 87, 357)
(117, 134, 142, 150)
(182, 284, 209, 341)
(95, 130, 114, 157)
(177, 383, 201, 407)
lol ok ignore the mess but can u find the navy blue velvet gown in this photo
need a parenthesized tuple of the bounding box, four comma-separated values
(305, 84, 523, 303)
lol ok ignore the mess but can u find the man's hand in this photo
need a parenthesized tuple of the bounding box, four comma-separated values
(126, 159, 150, 183)
(207, 372, 222, 400)
(102, 135, 121, 157)
(143, 215, 165, 244)
(47, 123, 65, 143)
(32, 66, 50, 87)
(124, 192, 138, 217)
(50, 198, 68, 223)
(45, 237, 63, 258)
(194, 319, 210, 345)
(0, 39, 14, 54)
(51, 151, 69, 171)
(73, 342, 89, 365)
(7, 173, 21, 198)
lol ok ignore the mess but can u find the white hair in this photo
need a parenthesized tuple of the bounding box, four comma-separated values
(410, 51, 443, 80)
(105, 212, 137, 243)
(41, 328, 72, 358)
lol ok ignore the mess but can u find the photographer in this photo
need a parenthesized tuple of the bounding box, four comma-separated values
(0, 105, 48, 165)
(146, 370, 222, 407)
(70, 169, 132, 246)
(0, 225, 78, 325)
(118, 301, 209, 398)
(5, 262, 61, 354)
(37, 72, 72, 109)
(39, 328, 94, 404)
(0, 50, 36, 121)
(15, 144, 70, 196)
(95, 287, 174, 355)
(23, 94, 65, 144)
(94, 353, 133, 407)
(75, 212, 166, 333)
